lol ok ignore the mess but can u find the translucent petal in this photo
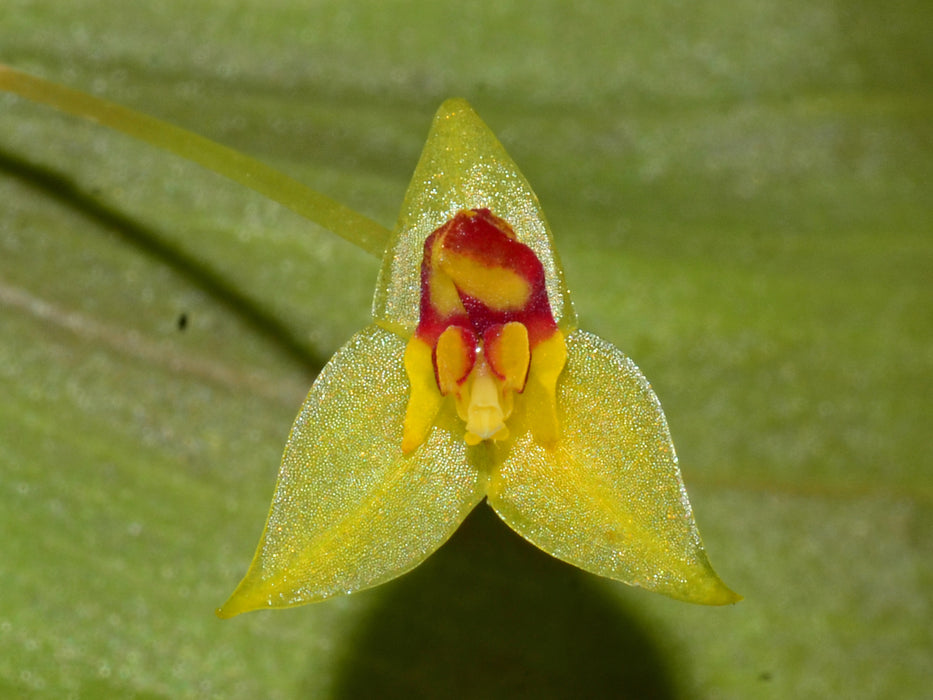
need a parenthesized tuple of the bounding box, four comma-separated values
(218, 325, 486, 617)
(487, 330, 739, 605)
(373, 98, 576, 337)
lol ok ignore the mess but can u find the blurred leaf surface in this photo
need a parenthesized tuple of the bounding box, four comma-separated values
(1, 0, 930, 698)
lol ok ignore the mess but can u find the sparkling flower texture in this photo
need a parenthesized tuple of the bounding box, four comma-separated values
(217, 100, 738, 618)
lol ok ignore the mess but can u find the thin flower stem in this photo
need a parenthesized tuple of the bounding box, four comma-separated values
(0, 64, 390, 257)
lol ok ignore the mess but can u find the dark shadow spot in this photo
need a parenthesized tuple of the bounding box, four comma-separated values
(0, 147, 324, 373)
(177, 312, 188, 331)
(328, 507, 678, 699)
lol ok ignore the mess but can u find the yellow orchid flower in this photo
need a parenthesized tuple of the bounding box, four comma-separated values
(217, 99, 739, 617)
(0, 67, 738, 614)
(0, 67, 738, 618)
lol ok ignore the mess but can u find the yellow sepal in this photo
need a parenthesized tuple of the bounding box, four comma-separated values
(488, 330, 740, 606)
(217, 326, 485, 618)
(373, 99, 577, 336)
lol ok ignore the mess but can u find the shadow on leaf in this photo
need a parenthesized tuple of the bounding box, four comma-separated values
(0, 146, 325, 374)
(328, 506, 678, 699)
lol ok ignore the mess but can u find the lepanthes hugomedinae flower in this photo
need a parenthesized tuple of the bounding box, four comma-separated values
(217, 99, 739, 617)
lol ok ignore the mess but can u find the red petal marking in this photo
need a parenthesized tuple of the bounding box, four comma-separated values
(415, 209, 558, 345)
(439, 210, 539, 280)
(414, 219, 470, 342)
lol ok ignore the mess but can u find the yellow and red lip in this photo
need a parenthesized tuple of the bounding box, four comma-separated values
(402, 209, 566, 452)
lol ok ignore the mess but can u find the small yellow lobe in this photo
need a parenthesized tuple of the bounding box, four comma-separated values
(460, 351, 512, 444)
(439, 252, 530, 312)
(426, 265, 465, 318)
(485, 322, 530, 391)
(522, 331, 567, 445)
(435, 326, 475, 395)
(401, 337, 443, 453)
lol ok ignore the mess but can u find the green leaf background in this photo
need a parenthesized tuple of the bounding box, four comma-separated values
(1, 1, 930, 697)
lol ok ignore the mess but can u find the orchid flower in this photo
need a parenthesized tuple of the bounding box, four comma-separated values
(217, 99, 739, 616)
(0, 67, 736, 614)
